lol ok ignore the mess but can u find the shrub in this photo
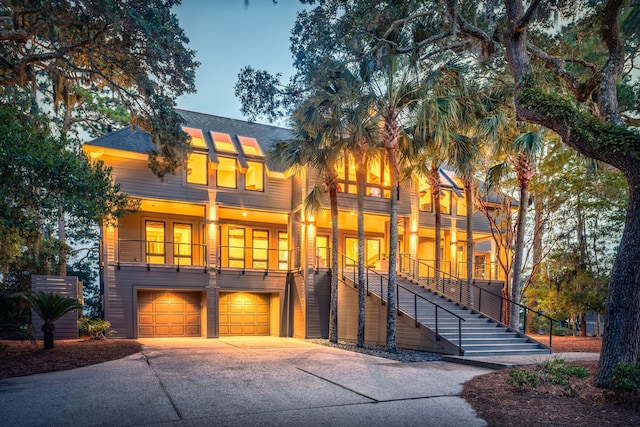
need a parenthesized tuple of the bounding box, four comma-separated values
(606, 362, 640, 410)
(78, 317, 114, 340)
(507, 369, 538, 391)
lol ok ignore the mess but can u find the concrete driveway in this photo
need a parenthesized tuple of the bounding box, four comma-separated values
(0, 337, 491, 426)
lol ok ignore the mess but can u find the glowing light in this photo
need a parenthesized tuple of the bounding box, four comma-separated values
(242, 211, 248, 217)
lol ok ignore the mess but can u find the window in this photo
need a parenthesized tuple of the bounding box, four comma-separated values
(441, 190, 452, 215)
(211, 131, 237, 153)
(217, 157, 237, 188)
(252, 230, 268, 269)
(457, 196, 467, 216)
(228, 228, 245, 268)
(183, 127, 207, 148)
(245, 160, 264, 191)
(278, 232, 288, 270)
(145, 221, 165, 264)
(316, 235, 329, 268)
(336, 155, 356, 194)
(187, 152, 207, 185)
(366, 156, 390, 198)
(419, 181, 432, 212)
(173, 224, 192, 265)
(238, 136, 263, 156)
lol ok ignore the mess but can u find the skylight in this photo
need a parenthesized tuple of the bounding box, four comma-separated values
(182, 127, 207, 148)
(211, 131, 237, 153)
(237, 136, 263, 156)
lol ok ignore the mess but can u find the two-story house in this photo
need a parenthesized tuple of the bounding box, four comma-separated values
(84, 109, 507, 343)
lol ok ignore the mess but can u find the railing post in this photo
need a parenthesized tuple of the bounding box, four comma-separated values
(435, 307, 439, 340)
(414, 294, 418, 327)
(523, 307, 528, 335)
(458, 319, 463, 356)
(499, 298, 504, 324)
(549, 318, 553, 348)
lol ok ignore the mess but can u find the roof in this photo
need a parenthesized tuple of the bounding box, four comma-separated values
(84, 109, 293, 161)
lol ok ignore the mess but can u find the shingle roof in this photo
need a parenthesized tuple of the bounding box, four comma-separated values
(83, 110, 293, 161)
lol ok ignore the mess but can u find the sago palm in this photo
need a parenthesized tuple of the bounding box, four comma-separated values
(23, 291, 82, 349)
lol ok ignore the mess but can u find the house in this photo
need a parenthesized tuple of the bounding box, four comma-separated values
(83, 109, 509, 348)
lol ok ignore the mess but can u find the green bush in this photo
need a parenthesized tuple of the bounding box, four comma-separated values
(78, 317, 114, 340)
(607, 362, 640, 410)
(507, 369, 538, 391)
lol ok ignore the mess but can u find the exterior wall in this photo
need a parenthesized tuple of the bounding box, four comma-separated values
(109, 267, 210, 338)
(31, 275, 82, 340)
(216, 174, 291, 211)
(337, 279, 458, 354)
(102, 154, 209, 204)
(305, 270, 331, 338)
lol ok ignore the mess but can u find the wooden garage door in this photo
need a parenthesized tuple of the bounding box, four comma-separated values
(138, 291, 201, 337)
(219, 292, 270, 336)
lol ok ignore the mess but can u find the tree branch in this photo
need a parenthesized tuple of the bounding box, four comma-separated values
(516, 0, 543, 31)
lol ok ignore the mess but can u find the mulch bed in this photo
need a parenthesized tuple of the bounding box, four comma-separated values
(0, 339, 142, 379)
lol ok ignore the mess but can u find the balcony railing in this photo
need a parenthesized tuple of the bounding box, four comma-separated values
(116, 239, 208, 271)
(457, 261, 502, 281)
(216, 245, 300, 274)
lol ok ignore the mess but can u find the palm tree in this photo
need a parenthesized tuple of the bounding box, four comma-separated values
(23, 291, 82, 349)
(487, 129, 543, 328)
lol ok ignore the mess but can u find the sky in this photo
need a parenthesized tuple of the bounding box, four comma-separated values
(174, 1, 305, 125)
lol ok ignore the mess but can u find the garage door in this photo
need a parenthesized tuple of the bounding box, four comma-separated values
(138, 291, 201, 337)
(219, 292, 270, 336)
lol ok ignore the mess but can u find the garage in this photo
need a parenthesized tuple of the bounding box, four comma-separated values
(138, 291, 201, 337)
(219, 292, 270, 336)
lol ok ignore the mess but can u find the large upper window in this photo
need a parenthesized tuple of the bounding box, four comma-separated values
(441, 190, 452, 215)
(419, 181, 432, 212)
(173, 223, 192, 265)
(336, 155, 356, 194)
(252, 230, 268, 269)
(187, 152, 208, 185)
(457, 196, 467, 216)
(217, 157, 237, 188)
(336, 154, 389, 198)
(245, 160, 264, 191)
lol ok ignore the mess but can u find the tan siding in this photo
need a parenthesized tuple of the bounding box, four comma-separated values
(216, 175, 291, 211)
(216, 271, 287, 292)
(105, 155, 208, 203)
(290, 274, 306, 339)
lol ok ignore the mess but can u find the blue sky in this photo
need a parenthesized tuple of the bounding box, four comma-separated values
(174, 1, 304, 125)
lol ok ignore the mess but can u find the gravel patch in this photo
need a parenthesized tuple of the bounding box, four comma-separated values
(307, 339, 442, 362)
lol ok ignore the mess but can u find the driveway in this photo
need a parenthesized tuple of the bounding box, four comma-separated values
(0, 337, 491, 426)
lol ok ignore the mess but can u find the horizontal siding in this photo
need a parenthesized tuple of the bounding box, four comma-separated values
(105, 155, 208, 203)
(216, 271, 288, 292)
(216, 175, 291, 211)
(306, 271, 331, 338)
(31, 276, 81, 340)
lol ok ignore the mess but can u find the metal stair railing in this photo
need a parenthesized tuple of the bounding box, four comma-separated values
(338, 253, 466, 355)
(398, 253, 557, 349)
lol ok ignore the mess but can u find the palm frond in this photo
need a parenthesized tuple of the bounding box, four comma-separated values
(487, 162, 511, 190)
(22, 291, 82, 323)
(303, 185, 326, 218)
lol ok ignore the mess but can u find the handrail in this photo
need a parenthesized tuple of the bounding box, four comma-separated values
(338, 253, 465, 355)
(116, 238, 208, 271)
(399, 253, 557, 349)
(217, 245, 301, 274)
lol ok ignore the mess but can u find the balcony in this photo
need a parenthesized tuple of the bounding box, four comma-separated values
(217, 245, 300, 274)
(116, 239, 208, 271)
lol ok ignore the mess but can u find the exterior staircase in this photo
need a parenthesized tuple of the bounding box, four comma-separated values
(340, 262, 551, 357)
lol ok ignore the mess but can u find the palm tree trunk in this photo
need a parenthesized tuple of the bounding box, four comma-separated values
(464, 179, 474, 307)
(42, 322, 55, 350)
(510, 182, 529, 329)
(329, 182, 339, 344)
(386, 146, 399, 353)
(429, 166, 442, 287)
(355, 148, 366, 347)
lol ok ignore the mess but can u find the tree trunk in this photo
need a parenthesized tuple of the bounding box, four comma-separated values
(595, 178, 640, 387)
(465, 178, 474, 307)
(429, 166, 442, 287)
(42, 322, 55, 350)
(58, 213, 67, 276)
(355, 147, 366, 347)
(328, 182, 339, 344)
(386, 145, 399, 353)
(510, 182, 529, 329)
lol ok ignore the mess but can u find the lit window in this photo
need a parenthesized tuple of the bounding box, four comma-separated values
(278, 232, 288, 270)
(238, 136, 263, 156)
(441, 190, 452, 214)
(366, 155, 390, 198)
(335, 155, 357, 194)
(187, 152, 207, 185)
(245, 160, 264, 191)
(457, 196, 467, 216)
(252, 230, 268, 269)
(228, 227, 245, 268)
(211, 131, 237, 153)
(182, 127, 207, 148)
(173, 223, 192, 265)
(316, 235, 329, 268)
(145, 221, 165, 264)
(217, 157, 237, 188)
(419, 181, 432, 212)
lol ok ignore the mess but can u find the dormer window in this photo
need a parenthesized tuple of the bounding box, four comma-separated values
(211, 132, 237, 153)
(183, 127, 208, 185)
(217, 157, 237, 188)
(238, 136, 263, 157)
